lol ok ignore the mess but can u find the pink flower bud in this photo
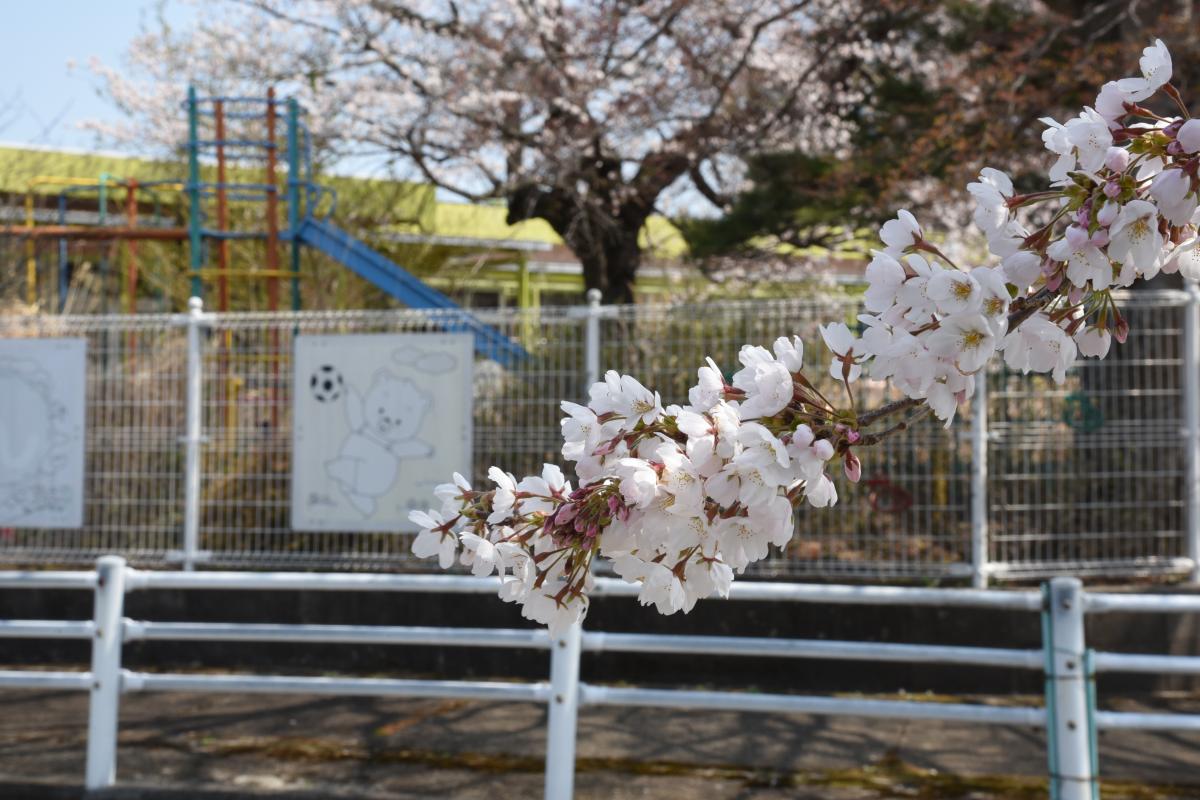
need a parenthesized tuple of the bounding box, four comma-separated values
(1167, 140, 1186, 157)
(835, 423, 861, 444)
(1114, 317, 1130, 344)
(1068, 284, 1085, 305)
(1089, 229, 1109, 247)
(1046, 271, 1064, 292)
(1104, 146, 1130, 172)
(843, 451, 861, 483)
(1103, 180, 1121, 199)
(555, 503, 578, 525)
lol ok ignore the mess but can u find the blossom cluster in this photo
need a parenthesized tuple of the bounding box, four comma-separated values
(846, 41, 1200, 426)
(413, 344, 842, 634)
(412, 39, 1200, 631)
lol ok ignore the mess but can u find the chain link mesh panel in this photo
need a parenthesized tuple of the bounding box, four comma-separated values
(0, 291, 1191, 580)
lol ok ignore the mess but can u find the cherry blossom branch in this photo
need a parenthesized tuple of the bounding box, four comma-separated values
(411, 38, 1200, 632)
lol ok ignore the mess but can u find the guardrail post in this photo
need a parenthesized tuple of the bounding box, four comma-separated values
(182, 296, 205, 571)
(85, 555, 127, 790)
(544, 620, 582, 800)
(1043, 577, 1096, 800)
(970, 374, 990, 588)
(1184, 280, 1200, 583)
(584, 288, 602, 389)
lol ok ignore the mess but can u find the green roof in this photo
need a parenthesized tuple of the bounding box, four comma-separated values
(0, 144, 182, 194)
(428, 201, 687, 258)
(0, 143, 686, 257)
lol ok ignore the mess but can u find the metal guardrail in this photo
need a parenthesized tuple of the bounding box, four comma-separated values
(4, 557, 1200, 797)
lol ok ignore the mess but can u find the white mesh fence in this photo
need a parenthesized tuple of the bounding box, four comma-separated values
(0, 289, 1194, 580)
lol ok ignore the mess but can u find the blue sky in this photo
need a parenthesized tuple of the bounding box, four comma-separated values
(0, 1, 187, 151)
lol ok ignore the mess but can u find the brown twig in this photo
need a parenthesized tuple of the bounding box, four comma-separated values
(856, 406, 934, 447)
(857, 396, 923, 427)
(1006, 286, 1055, 330)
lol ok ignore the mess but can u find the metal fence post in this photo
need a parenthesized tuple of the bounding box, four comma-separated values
(182, 296, 205, 571)
(541, 288, 600, 798)
(1042, 577, 1096, 800)
(544, 620, 583, 800)
(584, 288, 602, 389)
(85, 555, 127, 790)
(970, 376, 990, 589)
(1185, 281, 1200, 584)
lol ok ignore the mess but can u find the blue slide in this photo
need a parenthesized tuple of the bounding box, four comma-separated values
(296, 217, 527, 366)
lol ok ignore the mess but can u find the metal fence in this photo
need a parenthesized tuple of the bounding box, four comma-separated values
(7, 555, 1200, 798)
(0, 288, 1197, 581)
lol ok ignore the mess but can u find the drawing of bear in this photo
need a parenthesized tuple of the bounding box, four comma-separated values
(324, 370, 434, 517)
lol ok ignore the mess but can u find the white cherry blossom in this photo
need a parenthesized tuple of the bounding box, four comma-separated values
(967, 167, 1014, 234)
(1165, 237, 1200, 280)
(1150, 169, 1198, 227)
(863, 251, 906, 313)
(1048, 237, 1112, 290)
(820, 322, 862, 383)
(927, 269, 982, 316)
(879, 209, 922, 257)
(1178, 119, 1200, 154)
(410, 510, 458, 569)
(688, 357, 726, 411)
(1116, 38, 1172, 101)
(1108, 200, 1164, 276)
(1095, 81, 1130, 127)
(1074, 327, 1112, 359)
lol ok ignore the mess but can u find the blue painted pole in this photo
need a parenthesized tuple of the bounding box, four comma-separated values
(98, 173, 109, 314)
(187, 86, 204, 301)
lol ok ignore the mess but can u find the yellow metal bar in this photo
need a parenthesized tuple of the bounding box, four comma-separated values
(206, 353, 288, 363)
(190, 269, 312, 280)
(517, 256, 532, 309)
(225, 375, 242, 444)
(26, 176, 184, 192)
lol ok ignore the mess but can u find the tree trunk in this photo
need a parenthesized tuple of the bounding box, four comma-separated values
(506, 185, 645, 304)
(568, 226, 641, 305)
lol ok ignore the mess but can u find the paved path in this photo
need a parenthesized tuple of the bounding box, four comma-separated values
(2, 688, 1200, 798)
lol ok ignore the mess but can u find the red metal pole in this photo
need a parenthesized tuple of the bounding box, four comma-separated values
(215, 100, 230, 313)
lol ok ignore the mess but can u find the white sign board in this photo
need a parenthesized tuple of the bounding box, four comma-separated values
(0, 338, 87, 528)
(292, 333, 473, 532)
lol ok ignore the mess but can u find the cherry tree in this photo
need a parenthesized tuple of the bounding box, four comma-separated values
(411, 40, 1200, 632)
(91, 0, 944, 302)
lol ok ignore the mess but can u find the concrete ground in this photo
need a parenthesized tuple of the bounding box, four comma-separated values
(3, 687, 1200, 798)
